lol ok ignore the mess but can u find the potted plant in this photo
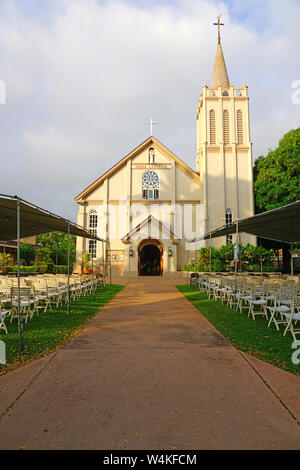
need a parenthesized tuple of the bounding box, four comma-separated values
(0, 253, 13, 274)
(82, 251, 92, 274)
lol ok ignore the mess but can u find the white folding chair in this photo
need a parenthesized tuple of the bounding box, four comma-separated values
(267, 292, 291, 331)
(282, 298, 300, 341)
(0, 309, 10, 334)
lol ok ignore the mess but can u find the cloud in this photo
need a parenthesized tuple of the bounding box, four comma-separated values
(0, 0, 299, 220)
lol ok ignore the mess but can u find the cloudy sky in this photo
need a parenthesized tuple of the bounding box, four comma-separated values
(0, 0, 299, 221)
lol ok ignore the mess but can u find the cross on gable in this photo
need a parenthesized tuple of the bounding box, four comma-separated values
(146, 118, 157, 136)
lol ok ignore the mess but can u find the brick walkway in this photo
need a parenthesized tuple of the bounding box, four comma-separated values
(0, 276, 299, 450)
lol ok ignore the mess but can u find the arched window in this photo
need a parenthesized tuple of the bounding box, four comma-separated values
(225, 209, 233, 244)
(237, 110, 243, 145)
(142, 170, 160, 199)
(88, 210, 97, 258)
(209, 110, 216, 145)
(89, 210, 98, 229)
(222, 91, 229, 96)
(223, 109, 230, 145)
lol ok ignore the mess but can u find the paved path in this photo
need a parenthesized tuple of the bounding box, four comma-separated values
(0, 276, 300, 450)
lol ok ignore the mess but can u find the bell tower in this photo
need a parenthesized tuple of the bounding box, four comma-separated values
(196, 17, 255, 246)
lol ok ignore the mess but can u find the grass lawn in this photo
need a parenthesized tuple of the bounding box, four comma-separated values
(177, 284, 300, 377)
(0, 283, 124, 375)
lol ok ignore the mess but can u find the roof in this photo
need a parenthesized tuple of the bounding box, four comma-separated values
(121, 215, 180, 244)
(196, 200, 300, 244)
(0, 194, 105, 242)
(75, 136, 199, 202)
(211, 42, 230, 89)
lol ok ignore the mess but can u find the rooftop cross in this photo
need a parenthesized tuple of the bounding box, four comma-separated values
(214, 15, 224, 44)
(146, 118, 157, 136)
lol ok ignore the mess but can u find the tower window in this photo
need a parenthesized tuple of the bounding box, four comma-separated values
(237, 110, 243, 145)
(223, 109, 230, 145)
(209, 110, 216, 145)
(225, 209, 233, 244)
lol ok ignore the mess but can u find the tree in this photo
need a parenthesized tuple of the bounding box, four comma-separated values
(20, 243, 35, 265)
(35, 232, 76, 266)
(254, 128, 300, 213)
(0, 253, 13, 272)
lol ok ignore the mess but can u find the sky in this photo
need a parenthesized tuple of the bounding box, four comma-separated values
(0, 0, 299, 221)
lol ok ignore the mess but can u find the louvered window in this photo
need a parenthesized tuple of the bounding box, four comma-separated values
(209, 110, 216, 145)
(225, 209, 233, 244)
(223, 110, 230, 144)
(237, 110, 243, 145)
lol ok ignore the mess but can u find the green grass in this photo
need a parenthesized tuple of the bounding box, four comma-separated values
(0, 284, 124, 375)
(177, 284, 300, 377)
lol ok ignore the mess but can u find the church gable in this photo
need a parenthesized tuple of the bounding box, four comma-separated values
(75, 136, 199, 203)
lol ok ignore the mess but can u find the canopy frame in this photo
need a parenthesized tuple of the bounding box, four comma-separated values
(0, 194, 110, 351)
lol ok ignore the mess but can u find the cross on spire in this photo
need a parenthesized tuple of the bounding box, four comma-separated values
(214, 15, 224, 44)
(146, 118, 157, 136)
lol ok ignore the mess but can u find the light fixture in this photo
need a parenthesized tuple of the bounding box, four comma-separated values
(168, 248, 172, 256)
(129, 249, 134, 257)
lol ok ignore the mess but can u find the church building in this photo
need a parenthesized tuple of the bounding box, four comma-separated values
(74, 20, 255, 277)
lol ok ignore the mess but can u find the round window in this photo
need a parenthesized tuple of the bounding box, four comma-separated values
(142, 171, 160, 188)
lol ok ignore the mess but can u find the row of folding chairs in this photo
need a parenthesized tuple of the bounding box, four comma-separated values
(0, 274, 103, 334)
(191, 273, 300, 341)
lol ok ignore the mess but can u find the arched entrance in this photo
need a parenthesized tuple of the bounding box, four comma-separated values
(138, 239, 163, 276)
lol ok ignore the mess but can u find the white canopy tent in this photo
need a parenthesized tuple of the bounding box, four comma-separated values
(0, 194, 109, 351)
(199, 200, 300, 244)
(191, 200, 300, 309)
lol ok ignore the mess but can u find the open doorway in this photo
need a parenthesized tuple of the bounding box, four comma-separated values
(138, 240, 163, 276)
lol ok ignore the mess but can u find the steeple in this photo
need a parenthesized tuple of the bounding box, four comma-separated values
(211, 16, 230, 89)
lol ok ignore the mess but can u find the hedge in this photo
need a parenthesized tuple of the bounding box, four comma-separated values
(5, 264, 69, 274)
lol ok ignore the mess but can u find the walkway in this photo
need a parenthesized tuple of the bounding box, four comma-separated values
(0, 276, 299, 450)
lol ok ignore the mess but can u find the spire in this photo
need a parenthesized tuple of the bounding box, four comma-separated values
(211, 16, 230, 89)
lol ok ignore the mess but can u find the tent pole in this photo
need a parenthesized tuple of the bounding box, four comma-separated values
(209, 234, 212, 273)
(187, 246, 189, 284)
(102, 240, 106, 288)
(109, 241, 112, 285)
(234, 222, 239, 311)
(17, 197, 23, 352)
(290, 243, 294, 276)
(92, 242, 95, 297)
(67, 222, 70, 315)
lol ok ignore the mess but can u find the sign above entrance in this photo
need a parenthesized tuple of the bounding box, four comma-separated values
(132, 164, 171, 169)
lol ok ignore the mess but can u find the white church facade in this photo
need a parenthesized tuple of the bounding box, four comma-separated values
(74, 21, 256, 276)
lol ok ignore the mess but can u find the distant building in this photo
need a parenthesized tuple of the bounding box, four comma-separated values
(0, 236, 36, 264)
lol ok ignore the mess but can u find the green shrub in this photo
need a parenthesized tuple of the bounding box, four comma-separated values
(5, 264, 69, 274)
(184, 243, 277, 273)
(212, 259, 224, 272)
(46, 262, 55, 274)
(56, 265, 68, 274)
